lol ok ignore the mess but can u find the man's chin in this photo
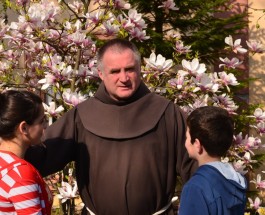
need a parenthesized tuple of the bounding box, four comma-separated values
(116, 91, 134, 100)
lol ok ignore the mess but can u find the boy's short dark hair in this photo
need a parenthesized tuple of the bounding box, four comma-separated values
(187, 106, 234, 157)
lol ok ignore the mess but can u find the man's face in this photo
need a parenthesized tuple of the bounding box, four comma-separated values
(98, 48, 141, 101)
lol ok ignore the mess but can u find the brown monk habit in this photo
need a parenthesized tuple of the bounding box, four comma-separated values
(81, 81, 170, 139)
(25, 81, 196, 215)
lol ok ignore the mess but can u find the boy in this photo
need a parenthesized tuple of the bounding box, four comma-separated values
(178, 106, 247, 215)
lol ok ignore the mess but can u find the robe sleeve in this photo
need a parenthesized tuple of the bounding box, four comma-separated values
(25, 108, 77, 177)
(178, 183, 210, 215)
(175, 106, 198, 183)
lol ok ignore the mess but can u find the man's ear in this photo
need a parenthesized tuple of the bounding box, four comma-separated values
(98, 69, 104, 81)
(194, 138, 203, 154)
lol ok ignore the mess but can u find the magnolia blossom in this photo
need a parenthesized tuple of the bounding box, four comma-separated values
(38, 73, 57, 90)
(250, 174, 265, 189)
(240, 135, 262, 150)
(190, 96, 209, 109)
(58, 65, 73, 80)
(113, 0, 131, 10)
(182, 96, 209, 114)
(41, 56, 74, 85)
(27, 0, 60, 29)
(174, 41, 191, 54)
(118, 14, 135, 30)
(43, 102, 64, 118)
(4, 30, 31, 48)
(243, 152, 258, 165)
(57, 181, 78, 203)
(218, 71, 239, 92)
(26, 41, 44, 53)
(256, 122, 265, 135)
(62, 90, 88, 106)
(221, 157, 229, 163)
(76, 63, 98, 78)
(127, 9, 147, 29)
(2, 49, 19, 61)
(212, 93, 238, 114)
(249, 108, 265, 122)
(225, 35, 247, 54)
(154, 87, 167, 95)
(166, 30, 181, 40)
(233, 160, 248, 175)
(73, 20, 83, 31)
(44, 29, 61, 41)
(85, 10, 104, 24)
(102, 21, 120, 36)
(10, 16, 33, 34)
(234, 132, 244, 145)
(192, 74, 219, 93)
(182, 58, 206, 76)
(168, 76, 185, 90)
(121, 9, 149, 40)
(129, 28, 150, 41)
(144, 53, 173, 72)
(158, 0, 179, 11)
(16, 0, 29, 6)
(246, 40, 264, 54)
(219, 57, 243, 69)
(0, 60, 11, 72)
(68, 32, 94, 48)
(68, 31, 86, 46)
(68, 1, 84, 14)
(248, 197, 262, 210)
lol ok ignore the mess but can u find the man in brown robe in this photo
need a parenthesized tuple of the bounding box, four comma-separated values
(25, 39, 196, 215)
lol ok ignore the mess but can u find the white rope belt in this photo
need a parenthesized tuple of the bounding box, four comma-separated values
(86, 206, 96, 215)
(86, 196, 178, 215)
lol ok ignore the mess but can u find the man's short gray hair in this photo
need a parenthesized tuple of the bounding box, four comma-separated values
(97, 38, 141, 71)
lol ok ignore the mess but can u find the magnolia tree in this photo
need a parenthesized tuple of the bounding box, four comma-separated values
(0, 0, 265, 214)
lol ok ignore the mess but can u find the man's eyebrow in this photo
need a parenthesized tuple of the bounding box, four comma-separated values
(125, 65, 136, 68)
(109, 64, 136, 72)
(110, 68, 121, 73)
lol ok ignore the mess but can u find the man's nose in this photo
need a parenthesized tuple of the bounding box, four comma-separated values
(119, 70, 129, 82)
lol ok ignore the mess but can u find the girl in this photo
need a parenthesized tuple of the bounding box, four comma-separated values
(0, 90, 53, 215)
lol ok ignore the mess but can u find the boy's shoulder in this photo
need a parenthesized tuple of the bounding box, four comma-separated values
(182, 165, 229, 205)
(185, 165, 219, 188)
(184, 164, 246, 200)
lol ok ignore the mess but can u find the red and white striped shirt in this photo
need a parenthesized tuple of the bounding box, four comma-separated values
(0, 151, 53, 215)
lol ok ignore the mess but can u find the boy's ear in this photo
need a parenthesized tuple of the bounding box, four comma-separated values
(194, 138, 203, 154)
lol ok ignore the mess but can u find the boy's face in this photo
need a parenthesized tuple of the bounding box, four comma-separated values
(185, 127, 196, 159)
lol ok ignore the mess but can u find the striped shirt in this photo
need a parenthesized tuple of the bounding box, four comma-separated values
(0, 151, 53, 215)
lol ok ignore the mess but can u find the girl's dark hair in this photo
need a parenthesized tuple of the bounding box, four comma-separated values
(0, 90, 42, 139)
(187, 106, 234, 157)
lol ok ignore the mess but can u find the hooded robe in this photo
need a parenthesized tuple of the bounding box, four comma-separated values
(25, 82, 196, 215)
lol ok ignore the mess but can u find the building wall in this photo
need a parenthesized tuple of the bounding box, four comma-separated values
(248, 1, 265, 104)
(248, 1, 265, 143)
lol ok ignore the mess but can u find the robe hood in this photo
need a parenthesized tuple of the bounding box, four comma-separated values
(77, 82, 170, 139)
